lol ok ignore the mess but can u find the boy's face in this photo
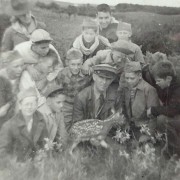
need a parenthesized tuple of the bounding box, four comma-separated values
(97, 12, 112, 29)
(8, 59, 24, 78)
(82, 28, 97, 43)
(19, 96, 38, 117)
(16, 11, 31, 25)
(39, 58, 54, 74)
(155, 77, 171, 89)
(68, 59, 83, 75)
(93, 74, 113, 93)
(125, 72, 141, 89)
(116, 30, 132, 40)
(112, 50, 126, 64)
(33, 42, 50, 56)
(48, 94, 66, 113)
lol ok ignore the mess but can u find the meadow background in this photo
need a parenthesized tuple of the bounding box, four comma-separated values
(0, 2, 180, 179)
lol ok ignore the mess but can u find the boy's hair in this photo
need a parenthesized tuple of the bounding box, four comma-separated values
(152, 61, 176, 79)
(97, 4, 111, 13)
(82, 18, 98, 32)
(40, 49, 58, 67)
(66, 48, 83, 61)
(48, 90, 65, 98)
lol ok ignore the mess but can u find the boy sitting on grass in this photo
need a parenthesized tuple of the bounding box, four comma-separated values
(38, 85, 68, 148)
(71, 18, 110, 63)
(56, 48, 91, 131)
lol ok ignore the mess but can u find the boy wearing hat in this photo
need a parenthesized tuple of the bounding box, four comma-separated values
(82, 40, 135, 75)
(145, 61, 180, 156)
(38, 85, 68, 147)
(0, 87, 48, 161)
(0, 50, 24, 129)
(14, 29, 63, 82)
(72, 18, 110, 62)
(120, 61, 159, 144)
(1, 0, 46, 51)
(114, 21, 144, 64)
(96, 4, 119, 43)
(56, 48, 91, 130)
(73, 64, 118, 122)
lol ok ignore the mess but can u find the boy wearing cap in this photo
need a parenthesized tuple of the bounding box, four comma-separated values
(0, 50, 24, 129)
(14, 29, 63, 68)
(114, 21, 144, 65)
(38, 85, 68, 147)
(145, 61, 180, 156)
(120, 61, 159, 143)
(0, 87, 48, 161)
(82, 40, 134, 75)
(96, 4, 119, 43)
(56, 48, 91, 130)
(1, 0, 46, 51)
(73, 64, 118, 122)
(72, 18, 110, 63)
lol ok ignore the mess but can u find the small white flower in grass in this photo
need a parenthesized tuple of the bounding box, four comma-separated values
(140, 124, 151, 136)
(119, 150, 130, 159)
(44, 138, 56, 151)
(113, 128, 130, 144)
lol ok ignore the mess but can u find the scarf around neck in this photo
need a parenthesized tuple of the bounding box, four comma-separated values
(73, 34, 100, 56)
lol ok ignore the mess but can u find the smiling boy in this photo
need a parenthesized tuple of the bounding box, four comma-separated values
(56, 48, 91, 130)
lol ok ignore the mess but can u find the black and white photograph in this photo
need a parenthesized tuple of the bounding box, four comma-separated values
(0, 0, 180, 179)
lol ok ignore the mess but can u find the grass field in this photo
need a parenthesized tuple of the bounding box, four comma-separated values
(0, 6, 180, 180)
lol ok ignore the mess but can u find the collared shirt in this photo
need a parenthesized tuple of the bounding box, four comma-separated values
(123, 79, 160, 119)
(27, 118, 33, 133)
(94, 85, 106, 117)
(56, 67, 91, 104)
(38, 103, 67, 143)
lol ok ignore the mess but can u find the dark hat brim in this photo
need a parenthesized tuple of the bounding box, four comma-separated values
(44, 86, 64, 98)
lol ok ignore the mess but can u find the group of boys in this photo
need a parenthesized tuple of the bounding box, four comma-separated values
(0, 1, 180, 162)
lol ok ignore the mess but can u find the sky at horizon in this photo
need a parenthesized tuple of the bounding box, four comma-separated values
(56, 0, 180, 7)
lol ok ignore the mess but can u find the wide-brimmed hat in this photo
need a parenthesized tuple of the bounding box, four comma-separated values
(93, 64, 118, 79)
(5, 0, 33, 16)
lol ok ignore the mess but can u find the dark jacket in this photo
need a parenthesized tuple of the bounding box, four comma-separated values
(99, 21, 118, 43)
(0, 76, 16, 129)
(73, 84, 118, 122)
(0, 111, 48, 161)
(142, 65, 180, 117)
(1, 18, 46, 51)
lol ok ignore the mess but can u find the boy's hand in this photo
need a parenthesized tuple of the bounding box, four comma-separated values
(82, 64, 90, 75)
(0, 103, 11, 117)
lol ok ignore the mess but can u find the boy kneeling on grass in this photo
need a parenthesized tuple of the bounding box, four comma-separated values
(146, 61, 180, 157)
(119, 61, 160, 147)
(0, 87, 48, 162)
(56, 48, 91, 131)
(38, 85, 68, 149)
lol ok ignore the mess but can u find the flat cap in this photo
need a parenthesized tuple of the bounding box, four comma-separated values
(30, 29, 53, 43)
(111, 40, 134, 55)
(124, 61, 141, 73)
(44, 85, 64, 98)
(117, 22, 132, 33)
(93, 64, 118, 79)
(18, 87, 37, 102)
